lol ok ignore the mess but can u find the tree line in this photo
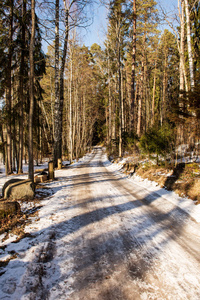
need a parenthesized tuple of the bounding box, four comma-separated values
(0, 0, 199, 179)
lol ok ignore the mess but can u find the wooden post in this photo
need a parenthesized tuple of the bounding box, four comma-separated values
(57, 158, 62, 169)
(48, 161, 54, 180)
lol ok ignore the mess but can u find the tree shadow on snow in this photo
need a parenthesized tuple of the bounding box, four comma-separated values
(1, 160, 200, 299)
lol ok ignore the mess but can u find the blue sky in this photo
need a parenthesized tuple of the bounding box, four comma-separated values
(80, 2, 108, 48)
(81, 0, 179, 48)
(41, 0, 179, 53)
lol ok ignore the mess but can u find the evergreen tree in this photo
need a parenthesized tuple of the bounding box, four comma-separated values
(106, 0, 130, 156)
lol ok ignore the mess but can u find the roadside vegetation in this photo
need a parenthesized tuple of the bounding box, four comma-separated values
(107, 133, 200, 203)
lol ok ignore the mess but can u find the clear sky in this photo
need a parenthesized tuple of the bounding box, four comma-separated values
(80, 2, 108, 48)
(81, 0, 179, 48)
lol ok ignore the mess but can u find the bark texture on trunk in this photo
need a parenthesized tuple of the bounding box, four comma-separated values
(131, 0, 136, 130)
(60, 8, 69, 160)
(152, 59, 157, 125)
(137, 62, 144, 137)
(18, 0, 26, 174)
(184, 0, 195, 90)
(178, 0, 188, 93)
(6, 0, 14, 175)
(117, 20, 122, 158)
(28, 0, 35, 181)
(53, 0, 60, 167)
(69, 54, 73, 162)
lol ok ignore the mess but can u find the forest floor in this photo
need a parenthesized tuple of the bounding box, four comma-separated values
(0, 147, 200, 299)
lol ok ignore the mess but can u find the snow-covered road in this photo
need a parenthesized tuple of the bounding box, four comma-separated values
(1, 147, 200, 299)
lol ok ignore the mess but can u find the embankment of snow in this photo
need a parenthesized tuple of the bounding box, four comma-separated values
(102, 152, 200, 223)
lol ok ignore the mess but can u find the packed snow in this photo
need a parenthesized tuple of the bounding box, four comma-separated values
(0, 148, 200, 299)
(107, 157, 200, 223)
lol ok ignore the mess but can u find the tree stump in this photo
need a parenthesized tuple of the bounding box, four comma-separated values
(48, 161, 54, 180)
(57, 158, 62, 170)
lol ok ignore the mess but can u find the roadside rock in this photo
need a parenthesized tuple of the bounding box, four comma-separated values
(3, 179, 35, 200)
(2, 179, 23, 198)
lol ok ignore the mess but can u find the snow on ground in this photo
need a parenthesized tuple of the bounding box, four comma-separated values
(0, 149, 200, 299)
(0, 159, 49, 196)
(103, 154, 200, 223)
(0, 152, 95, 299)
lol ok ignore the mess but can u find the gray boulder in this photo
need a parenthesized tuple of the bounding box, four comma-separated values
(2, 179, 23, 198)
(3, 179, 35, 200)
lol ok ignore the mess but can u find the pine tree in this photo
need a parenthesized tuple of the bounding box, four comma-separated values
(134, 0, 159, 135)
(107, 0, 130, 156)
(28, 0, 36, 181)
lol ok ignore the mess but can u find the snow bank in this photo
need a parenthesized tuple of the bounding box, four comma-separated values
(102, 153, 200, 223)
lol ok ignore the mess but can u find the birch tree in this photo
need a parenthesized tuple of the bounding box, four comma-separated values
(53, 0, 93, 166)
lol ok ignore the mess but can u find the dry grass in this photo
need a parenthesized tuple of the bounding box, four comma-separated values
(187, 180, 200, 203)
(0, 212, 24, 236)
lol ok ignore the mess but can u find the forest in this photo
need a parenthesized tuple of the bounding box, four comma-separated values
(0, 0, 199, 179)
(1, 2, 200, 297)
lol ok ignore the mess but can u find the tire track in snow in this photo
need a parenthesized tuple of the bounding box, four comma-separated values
(2, 148, 199, 299)
(64, 149, 171, 299)
(66, 147, 200, 299)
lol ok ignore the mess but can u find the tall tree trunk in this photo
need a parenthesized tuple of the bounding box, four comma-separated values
(137, 62, 144, 137)
(75, 81, 80, 159)
(152, 60, 157, 125)
(178, 0, 188, 93)
(12, 115, 17, 171)
(0, 124, 5, 164)
(121, 65, 124, 132)
(184, 0, 195, 90)
(161, 52, 167, 126)
(18, 0, 26, 174)
(53, 0, 60, 167)
(118, 30, 122, 158)
(112, 81, 117, 140)
(144, 60, 147, 132)
(69, 55, 73, 162)
(39, 126, 42, 163)
(28, 0, 35, 181)
(108, 57, 112, 146)
(59, 7, 69, 161)
(6, 0, 13, 175)
(39, 101, 51, 133)
(179, 0, 184, 92)
(82, 91, 86, 152)
(131, 0, 136, 130)
(50, 70, 54, 145)
(42, 122, 51, 151)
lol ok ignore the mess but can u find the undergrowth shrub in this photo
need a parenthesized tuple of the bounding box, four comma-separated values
(139, 124, 174, 164)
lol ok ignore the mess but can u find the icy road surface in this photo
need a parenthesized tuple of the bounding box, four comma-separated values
(1, 147, 200, 299)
